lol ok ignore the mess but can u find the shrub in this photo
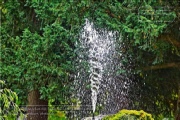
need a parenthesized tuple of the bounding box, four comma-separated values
(103, 109, 154, 120)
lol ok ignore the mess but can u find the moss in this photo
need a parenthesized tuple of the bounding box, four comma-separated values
(103, 109, 154, 120)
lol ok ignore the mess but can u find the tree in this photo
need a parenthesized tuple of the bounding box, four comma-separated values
(79, 0, 179, 118)
(1, 1, 79, 119)
(113, 1, 180, 119)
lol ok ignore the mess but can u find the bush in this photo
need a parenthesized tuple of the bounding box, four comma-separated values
(103, 109, 154, 120)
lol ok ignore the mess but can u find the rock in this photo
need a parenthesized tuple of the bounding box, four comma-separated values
(81, 114, 108, 120)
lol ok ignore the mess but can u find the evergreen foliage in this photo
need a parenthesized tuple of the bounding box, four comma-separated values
(0, 0, 179, 119)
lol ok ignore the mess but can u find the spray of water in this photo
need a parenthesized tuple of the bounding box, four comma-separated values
(82, 20, 117, 113)
(74, 19, 132, 119)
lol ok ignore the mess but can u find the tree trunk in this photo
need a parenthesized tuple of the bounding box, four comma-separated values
(176, 84, 180, 120)
(27, 90, 48, 120)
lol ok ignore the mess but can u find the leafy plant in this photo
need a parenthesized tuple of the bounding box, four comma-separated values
(0, 80, 24, 120)
(103, 109, 154, 120)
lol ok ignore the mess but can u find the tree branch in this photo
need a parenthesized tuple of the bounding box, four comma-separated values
(142, 62, 180, 71)
(158, 34, 180, 48)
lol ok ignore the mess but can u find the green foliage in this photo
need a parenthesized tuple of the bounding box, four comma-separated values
(1, 0, 179, 118)
(155, 113, 174, 120)
(103, 109, 154, 120)
(48, 110, 67, 120)
(48, 103, 67, 120)
(120, 4, 176, 64)
(1, 25, 74, 100)
(0, 0, 78, 103)
(0, 80, 24, 120)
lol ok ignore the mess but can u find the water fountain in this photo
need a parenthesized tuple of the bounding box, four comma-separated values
(73, 19, 133, 119)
